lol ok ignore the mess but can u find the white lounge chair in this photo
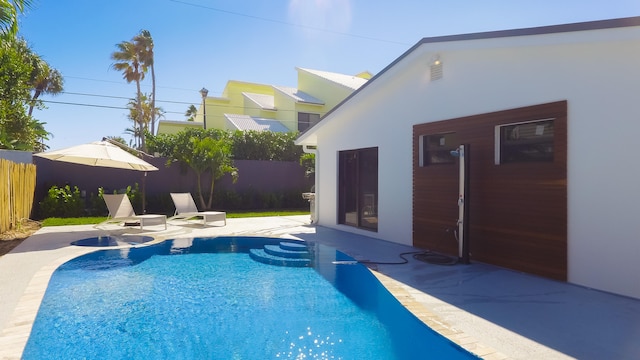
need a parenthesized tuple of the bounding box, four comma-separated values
(168, 192, 226, 227)
(97, 194, 166, 230)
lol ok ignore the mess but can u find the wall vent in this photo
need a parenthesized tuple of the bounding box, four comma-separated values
(430, 63, 443, 81)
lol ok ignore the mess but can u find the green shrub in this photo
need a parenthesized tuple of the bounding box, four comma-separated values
(299, 152, 315, 177)
(148, 128, 304, 162)
(230, 130, 303, 161)
(85, 190, 104, 216)
(213, 189, 308, 211)
(39, 183, 143, 219)
(39, 185, 85, 218)
(122, 183, 141, 213)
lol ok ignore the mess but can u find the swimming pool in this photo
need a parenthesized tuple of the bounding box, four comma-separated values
(22, 236, 477, 359)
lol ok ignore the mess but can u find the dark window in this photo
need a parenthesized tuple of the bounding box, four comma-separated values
(298, 112, 320, 132)
(338, 147, 378, 231)
(421, 133, 458, 166)
(499, 119, 554, 163)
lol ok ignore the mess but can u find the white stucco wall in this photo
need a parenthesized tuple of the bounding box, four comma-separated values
(309, 24, 640, 299)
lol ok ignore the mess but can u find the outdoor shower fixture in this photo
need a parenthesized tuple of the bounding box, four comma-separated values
(451, 144, 470, 265)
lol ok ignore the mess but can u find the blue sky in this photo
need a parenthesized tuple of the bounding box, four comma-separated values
(18, 0, 640, 151)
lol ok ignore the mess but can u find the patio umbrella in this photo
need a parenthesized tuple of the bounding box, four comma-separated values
(34, 141, 158, 212)
(34, 141, 158, 171)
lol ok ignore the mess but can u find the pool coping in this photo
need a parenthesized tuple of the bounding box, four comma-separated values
(370, 270, 507, 359)
(0, 247, 96, 359)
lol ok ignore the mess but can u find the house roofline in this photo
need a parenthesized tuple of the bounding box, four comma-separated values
(295, 67, 366, 91)
(273, 86, 325, 105)
(296, 16, 640, 144)
(225, 79, 272, 88)
(417, 16, 640, 45)
(158, 120, 203, 126)
(242, 92, 277, 111)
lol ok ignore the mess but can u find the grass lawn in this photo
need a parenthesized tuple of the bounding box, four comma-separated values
(41, 210, 310, 226)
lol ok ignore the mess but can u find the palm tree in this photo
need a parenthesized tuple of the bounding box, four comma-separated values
(185, 104, 197, 121)
(30, 118, 50, 152)
(126, 93, 164, 148)
(0, 0, 32, 38)
(124, 126, 143, 149)
(0, 37, 53, 151)
(14, 40, 65, 116)
(126, 97, 145, 149)
(111, 40, 145, 150)
(28, 62, 64, 116)
(133, 30, 156, 134)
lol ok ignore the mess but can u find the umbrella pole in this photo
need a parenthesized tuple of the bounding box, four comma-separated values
(142, 172, 147, 214)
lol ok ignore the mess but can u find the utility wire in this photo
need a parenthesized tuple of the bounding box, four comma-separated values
(169, 0, 411, 46)
(65, 75, 218, 94)
(40, 100, 128, 111)
(45, 91, 311, 114)
(40, 99, 183, 115)
(39, 99, 306, 123)
(60, 91, 196, 105)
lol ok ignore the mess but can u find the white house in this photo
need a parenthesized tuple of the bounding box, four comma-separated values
(296, 17, 640, 300)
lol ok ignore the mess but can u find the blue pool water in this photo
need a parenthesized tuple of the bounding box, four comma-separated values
(22, 237, 477, 359)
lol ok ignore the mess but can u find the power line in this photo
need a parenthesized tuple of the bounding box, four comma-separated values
(61, 91, 197, 105)
(40, 99, 185, 115)
(40, 100, 125, 110)
(40, 99, 308, 125)
(169, 0, 411, 46)
(61, 91, 135, 101)
(40, 97, 307, 115)
(50, 90, 311, 113)
(64, 75, 223, 95)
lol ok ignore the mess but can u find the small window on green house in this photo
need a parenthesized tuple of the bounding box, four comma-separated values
(298, 112, 320, 132)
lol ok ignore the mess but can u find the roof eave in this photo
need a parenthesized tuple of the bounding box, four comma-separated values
(296, 67, 363, 91)
(242, 92, 277, 111)
(273, 86, 325, 105)
(158, 120, 204, 127)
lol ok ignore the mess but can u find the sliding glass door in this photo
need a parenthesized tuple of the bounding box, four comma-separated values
(338, 147, 378, 231)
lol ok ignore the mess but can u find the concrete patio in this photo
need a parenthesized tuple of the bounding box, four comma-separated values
(1, 215, 639, 359)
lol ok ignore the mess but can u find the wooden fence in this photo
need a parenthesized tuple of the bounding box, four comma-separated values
(0, 159, 37, 234)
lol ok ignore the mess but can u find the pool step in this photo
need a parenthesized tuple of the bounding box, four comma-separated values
(263, 244, 312, 259)
(249, 241, 312, 267)
(279, 242, 308, 252)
